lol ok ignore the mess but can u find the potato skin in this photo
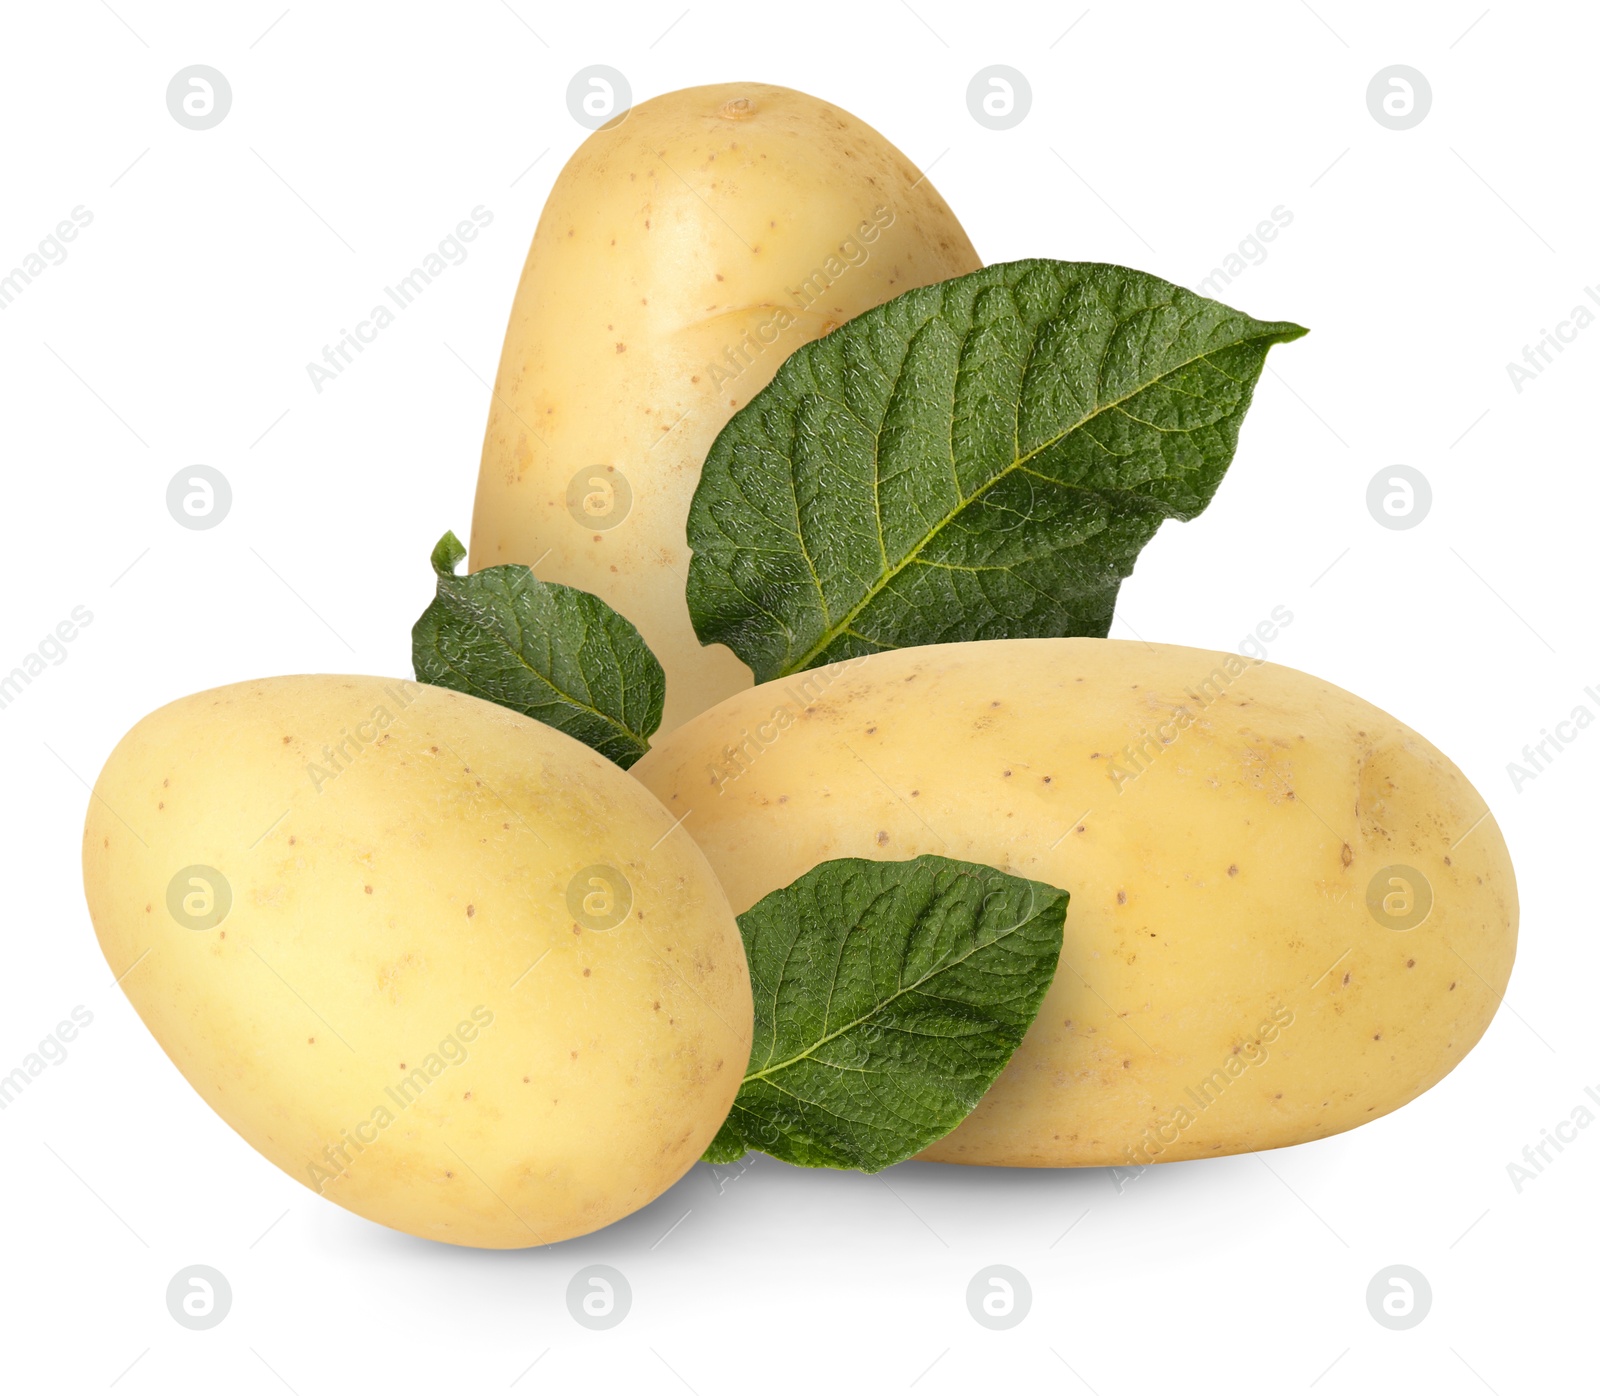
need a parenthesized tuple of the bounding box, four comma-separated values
(83, 676, 752, 1246)
(469, 82, 981, 732)
(632, 639, 1518, 1167)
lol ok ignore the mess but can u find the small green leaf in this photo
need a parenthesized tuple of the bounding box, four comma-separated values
(412, 531, 664, 769)
(686, 259, 1307, 681)
(705, 855, 1067, 1172)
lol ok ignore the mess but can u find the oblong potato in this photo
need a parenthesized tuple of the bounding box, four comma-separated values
(632, 639, 1518, 1166)
(470, 82, 981, 732)
(83, 676, 752, 1245)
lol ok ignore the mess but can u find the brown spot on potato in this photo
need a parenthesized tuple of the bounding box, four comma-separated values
(1116, 890, 1127, 904)
(1227, 864, 1239, 877)
(1341, 842, 1353, 868)
(876, 831, 889, 845)
(466, 905, 475, 918)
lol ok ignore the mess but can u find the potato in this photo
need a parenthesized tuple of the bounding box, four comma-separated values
(632, 639, 1518, 1167)
(82, 676, 752, 1246)
(470, 82, 981, 733)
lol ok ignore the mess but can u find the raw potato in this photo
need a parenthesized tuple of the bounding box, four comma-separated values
(470, 82, 981, 733)
(83, 676, 752, 1246)
(633, 639, 1518, 1167)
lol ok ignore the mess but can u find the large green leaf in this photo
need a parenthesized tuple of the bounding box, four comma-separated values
(686, 259, 1307, 681)
(412, 532, 663, 768)
(703, 855, 1067, 1172)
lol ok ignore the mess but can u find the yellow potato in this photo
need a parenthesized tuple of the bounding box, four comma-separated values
(632, 639, 1518, 1167)
(82, 676, 751, 1246)
(470, 82, 981, 732)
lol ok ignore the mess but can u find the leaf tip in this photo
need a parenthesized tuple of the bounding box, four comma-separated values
(430, 530, 468, 580)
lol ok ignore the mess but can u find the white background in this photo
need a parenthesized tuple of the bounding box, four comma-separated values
(2, 1, 1594, 1391)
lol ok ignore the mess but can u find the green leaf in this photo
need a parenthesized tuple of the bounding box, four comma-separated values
(686, 259, 1307, 681)
(704, 855, 1067, 1172)
(411, 531, 664, 769)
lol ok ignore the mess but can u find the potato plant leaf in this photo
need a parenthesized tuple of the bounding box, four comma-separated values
(703, 855, 1067, 1171)
(686, 259, 1307, 681)
(412, 531, 664, 768)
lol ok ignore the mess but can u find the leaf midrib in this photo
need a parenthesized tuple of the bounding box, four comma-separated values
(739, 909, 1047, 1087)
(432, 589, 648, 755)
(782, 331, 1285, 676)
